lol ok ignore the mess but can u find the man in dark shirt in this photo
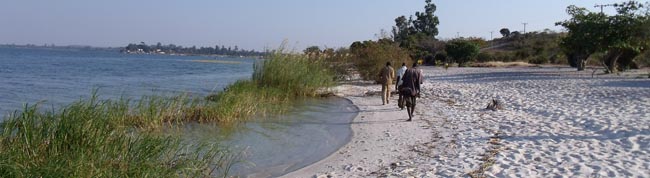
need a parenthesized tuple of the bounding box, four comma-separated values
(399, 63, 423, 121)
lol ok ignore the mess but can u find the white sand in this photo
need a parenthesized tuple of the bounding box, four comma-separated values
(283, 66, 650, 177)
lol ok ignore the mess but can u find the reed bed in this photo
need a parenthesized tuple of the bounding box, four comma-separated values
(0, 95, 236, 177)
(0, 49, 335, 177)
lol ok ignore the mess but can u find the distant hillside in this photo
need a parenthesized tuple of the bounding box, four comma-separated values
(476, 30, 564, 64)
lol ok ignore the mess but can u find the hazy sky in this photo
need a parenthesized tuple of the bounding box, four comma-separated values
(0, 0, 645, 50)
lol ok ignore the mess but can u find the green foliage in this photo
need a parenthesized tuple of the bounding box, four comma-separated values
(477, 52, 495, 62)
(0, 95, 234, 177)
(466, 37, 488, 49)
(349, 39, 412, 82)
(413, 0, 440, 38)
(445, 40, 480, 66)
(207, 49, 336, 123)
(489, 29, 562, 64)
(391, 0, 441, 60)
(557, 1, 649, 71)
(253, 51, 334, 97)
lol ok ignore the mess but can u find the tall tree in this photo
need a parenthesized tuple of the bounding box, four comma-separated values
(391, 0, 440, 61)
(412, 0, 439, 38)
(392, 16, 411, 43)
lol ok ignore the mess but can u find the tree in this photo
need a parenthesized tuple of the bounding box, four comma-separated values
(556, 5, 608, 70)
(557, 1, 649, 71)
(445, 40, 480, 66)
(412, 0, 439, 38)
(601, 1, 649, 73)
(392, 16, 411, 44)
(499, 28, 511, 37)
(391, 0, 440, 60)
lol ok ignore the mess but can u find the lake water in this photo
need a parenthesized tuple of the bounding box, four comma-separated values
(0, 46, 254, 115)
(0, 46, 357, 177)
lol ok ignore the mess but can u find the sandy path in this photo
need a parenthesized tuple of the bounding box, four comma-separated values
(283, 66, 650, 177)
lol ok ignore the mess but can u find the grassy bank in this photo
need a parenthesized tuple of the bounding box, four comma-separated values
(200, 49, 335, 123)
(0, 49, 335, 177)
(0, 96, 236, 177)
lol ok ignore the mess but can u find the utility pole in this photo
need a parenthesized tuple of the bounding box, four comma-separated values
(522, 22, 528, 34)
(456, 32, 460, 38)
(595, 4, 615, 13)
(490, 31, 494, 40)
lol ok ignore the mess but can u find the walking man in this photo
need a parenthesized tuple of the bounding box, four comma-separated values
(396, 63, 407, 109)
(400, 63, 423, 121)
(379, 62, 395, 105)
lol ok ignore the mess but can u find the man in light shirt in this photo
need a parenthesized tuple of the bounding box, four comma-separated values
(395, 63, 407, 109)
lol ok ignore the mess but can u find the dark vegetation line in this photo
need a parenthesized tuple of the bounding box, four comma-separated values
(121, 42, 268, 57)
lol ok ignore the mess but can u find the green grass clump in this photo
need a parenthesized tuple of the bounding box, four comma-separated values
(253, 51, 335, 97)
(201, 49, 335, 123)
(0, 95, 235, 177)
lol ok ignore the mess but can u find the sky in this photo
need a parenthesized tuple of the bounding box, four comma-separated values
(0, 0, 646, 51)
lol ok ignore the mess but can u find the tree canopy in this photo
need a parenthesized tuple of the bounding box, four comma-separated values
(391, 0, 440, 61)
(445, 40, 480, 67)
(556, 1, 649, 71)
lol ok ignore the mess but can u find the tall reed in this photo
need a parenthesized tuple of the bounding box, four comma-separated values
(203, 49, 335, 122)
(0, 95, 235, 177)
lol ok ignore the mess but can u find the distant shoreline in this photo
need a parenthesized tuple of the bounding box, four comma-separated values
(0, 44, 265, 59)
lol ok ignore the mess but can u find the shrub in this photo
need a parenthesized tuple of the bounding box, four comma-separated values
(446, 40, 480, 66)
(477, 52, 495, 62)
(349, 39, 412, 82)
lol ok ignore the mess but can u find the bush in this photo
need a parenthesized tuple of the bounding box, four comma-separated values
(445, 39, 480, 66)
(476, 52, 495, 62)
(349, 39, 412, 82)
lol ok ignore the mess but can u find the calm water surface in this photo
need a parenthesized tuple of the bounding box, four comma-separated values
(0, 47, 358, 177)
(0, 47, 254, 115)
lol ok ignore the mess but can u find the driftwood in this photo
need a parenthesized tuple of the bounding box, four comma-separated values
(486, 99, 504, 111)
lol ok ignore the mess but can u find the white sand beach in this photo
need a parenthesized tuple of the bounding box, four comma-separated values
(283, 66, 650, 177)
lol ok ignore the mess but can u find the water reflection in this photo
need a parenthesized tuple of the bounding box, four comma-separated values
(171, 97, 358, 177)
